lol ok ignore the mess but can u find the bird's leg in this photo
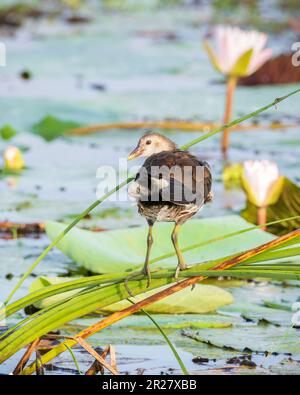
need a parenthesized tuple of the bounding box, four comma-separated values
(142, 222, 153, 287)
(171, 223, 187, 280)
(124, 222, 153, 296)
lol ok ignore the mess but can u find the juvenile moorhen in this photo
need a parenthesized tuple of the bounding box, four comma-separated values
(128, 133, 212, 286)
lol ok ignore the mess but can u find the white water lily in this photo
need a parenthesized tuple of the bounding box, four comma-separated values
(204, 26, 272, 77)
(3, 146, 25, 171)
(242, 160, 283, 207)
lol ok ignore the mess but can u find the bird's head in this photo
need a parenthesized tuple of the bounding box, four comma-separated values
(127, 133, 176, 160)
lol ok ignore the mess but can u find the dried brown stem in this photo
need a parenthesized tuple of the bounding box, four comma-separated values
(76, 337, 118, 375)
(35, 350, 44, 375)
(85, 345, 109, 375)
(65, 120, 297, 136)
(13, 338, 40, 375)
(109, 345, 117, 373)
(0, 222, 45, 236)
(0, 222, 106, 239)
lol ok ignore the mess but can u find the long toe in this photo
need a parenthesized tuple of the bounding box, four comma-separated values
(174, 264, 181, 281)
(145, 269, 151, 288)
(175, 263, 191, 281)
(124, 275, 135, 297)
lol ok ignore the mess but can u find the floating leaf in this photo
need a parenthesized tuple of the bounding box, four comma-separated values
(183, 326, 300, 354)
(45, 216, 275, 274)
(31, 115, 81, 141)
(219, 301, 293, 326)
(0, 125, 17, 140)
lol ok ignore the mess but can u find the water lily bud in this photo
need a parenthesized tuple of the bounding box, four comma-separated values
(242, 160, 284, 207)
(3, 146, 25, 171)
(204, 26, 272, 78)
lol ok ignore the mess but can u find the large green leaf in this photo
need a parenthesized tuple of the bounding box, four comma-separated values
(31, 115, 81, 141)
(45, 215, 275, 274)
(29, 276, 234, 314)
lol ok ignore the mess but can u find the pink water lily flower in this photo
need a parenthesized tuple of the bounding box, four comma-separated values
(204, 26, 272, 77)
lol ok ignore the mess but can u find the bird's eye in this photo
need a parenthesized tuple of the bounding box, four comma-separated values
(146, 140, 152, 145)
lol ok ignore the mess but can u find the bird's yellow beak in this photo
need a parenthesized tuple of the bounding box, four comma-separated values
(127, 146, 143, 161)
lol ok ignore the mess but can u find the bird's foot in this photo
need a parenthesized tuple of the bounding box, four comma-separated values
(124, 266, 151, 297)
(142, 265, 151, 288)
(124, 271, 141, 297)
(174, 262, 190, 282)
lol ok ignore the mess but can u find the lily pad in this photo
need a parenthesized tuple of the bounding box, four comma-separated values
(0, 125, 17, 140)
(219, 301, 293, 326)
(31, 115, 81, 141)
(183, 326, 300, 354)
(45, 215, 275, 274)
(218, 282, 299, 326)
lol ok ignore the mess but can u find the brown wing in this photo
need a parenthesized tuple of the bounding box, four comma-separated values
(134, 150, 212, 205)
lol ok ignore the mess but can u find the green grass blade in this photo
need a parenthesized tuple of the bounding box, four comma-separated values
(127, 298, 189, 375)
(141, 309, 189, 375)
(65, 343, 82, 375)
